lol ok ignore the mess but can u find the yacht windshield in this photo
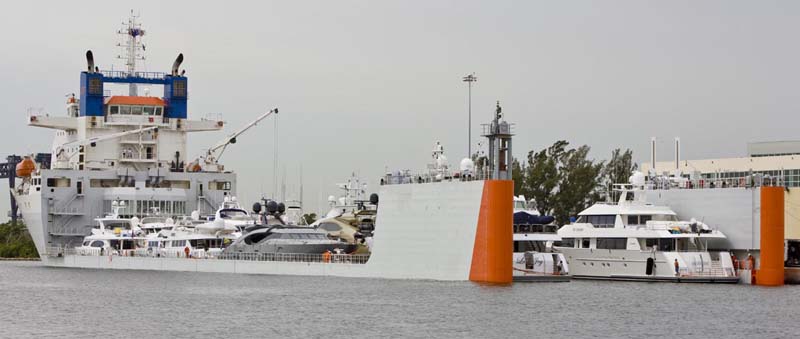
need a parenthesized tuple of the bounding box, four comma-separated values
(219, 209, 248, 219)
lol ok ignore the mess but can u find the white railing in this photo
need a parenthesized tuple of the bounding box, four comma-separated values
(48, 246, 370, 264)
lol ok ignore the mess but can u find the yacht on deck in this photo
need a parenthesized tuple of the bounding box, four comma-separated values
(555, 172, 739, 283)
(77, 202, 144, 255)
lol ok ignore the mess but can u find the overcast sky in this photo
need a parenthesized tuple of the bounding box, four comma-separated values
(2, 1, 799, 221)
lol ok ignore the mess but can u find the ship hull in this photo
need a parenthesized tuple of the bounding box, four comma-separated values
(33, 180, 514, 282)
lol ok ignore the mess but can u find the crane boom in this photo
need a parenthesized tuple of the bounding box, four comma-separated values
(185, 108, 279, 172)
(206, 108, 277, 156)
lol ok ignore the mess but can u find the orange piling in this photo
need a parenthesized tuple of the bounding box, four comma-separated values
(469, 180, 513, 284)
(757, 186, 785, 286)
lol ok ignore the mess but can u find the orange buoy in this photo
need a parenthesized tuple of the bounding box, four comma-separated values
(15, 157, 36, 177)
(757, 186, 785, 286)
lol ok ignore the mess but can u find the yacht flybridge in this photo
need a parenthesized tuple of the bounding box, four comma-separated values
(555, 172, 739, 283)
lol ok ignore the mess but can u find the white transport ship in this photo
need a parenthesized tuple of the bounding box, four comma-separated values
(555, 172, 739, 283)
(10, 16, 515, 283)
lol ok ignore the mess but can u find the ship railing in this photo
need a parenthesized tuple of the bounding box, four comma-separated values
(61, 246, 371, 264)
(100, 70, 167, 80)
(218, 252, 371, 264)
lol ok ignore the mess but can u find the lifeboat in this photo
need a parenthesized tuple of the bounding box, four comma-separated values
(15, 157, 36, 177)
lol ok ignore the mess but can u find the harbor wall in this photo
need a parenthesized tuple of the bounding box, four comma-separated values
(645, 188, 760, 251)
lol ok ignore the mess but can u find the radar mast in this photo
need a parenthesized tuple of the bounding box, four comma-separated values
(116, 10, 146, 96)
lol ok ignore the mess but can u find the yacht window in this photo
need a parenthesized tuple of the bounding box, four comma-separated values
(155, 107, 163, 116)
(640, 215, 652, 224)
(597, 238, 627, 250)
(120, 105, 131, 115)
(110, 106, 119, 115)
(625, 192, 634, 201)
(131, 106, 143, 115)
(143, 106, 154, 115)
(90, 241, 104, 248)
(575, 216, 586, 223)
(587, 215, 616, 228)
(657, 239, 675, 252)
(83, 241, 90, 246)
(554, 238, 575, 248)
(581, 238, 590, 249)
(627, 215, 638, 225)
(318, 223, 342, 232)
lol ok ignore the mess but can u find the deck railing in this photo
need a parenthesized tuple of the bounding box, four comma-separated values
(45, 246, 370, 264)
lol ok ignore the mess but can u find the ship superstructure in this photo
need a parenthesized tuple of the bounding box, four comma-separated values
(14, 16, 238, 256)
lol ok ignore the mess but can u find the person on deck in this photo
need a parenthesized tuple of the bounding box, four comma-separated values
(674, 259, 680, 276)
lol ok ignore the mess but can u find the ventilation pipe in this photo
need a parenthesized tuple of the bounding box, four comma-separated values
(674, 137, 680, 170)
(650, 137, 657, 173)
(86, 50, 95, 73)
(171, 53, 184, 76)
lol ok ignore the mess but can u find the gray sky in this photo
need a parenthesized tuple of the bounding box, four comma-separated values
(2, 1, 800, 221)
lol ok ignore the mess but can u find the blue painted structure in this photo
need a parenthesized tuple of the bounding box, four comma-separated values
(78, 71, 188, 118)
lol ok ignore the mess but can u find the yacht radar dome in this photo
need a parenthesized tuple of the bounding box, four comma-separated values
(459, 158, 475, 173)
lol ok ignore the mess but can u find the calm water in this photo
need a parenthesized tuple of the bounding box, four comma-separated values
(0, 261, 798, 339)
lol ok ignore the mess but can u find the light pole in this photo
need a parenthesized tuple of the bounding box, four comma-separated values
(462, 73, 477, 159)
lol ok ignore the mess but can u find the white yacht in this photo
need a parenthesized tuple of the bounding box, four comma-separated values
(211, 196, 256, 231)
(555, 173, 739, 283)
(77, 202, 144, 256)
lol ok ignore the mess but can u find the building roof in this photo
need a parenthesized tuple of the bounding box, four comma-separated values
(641, 154, 800, 174)
(747, 140, 800, 157)
(106, 96, 165, 106)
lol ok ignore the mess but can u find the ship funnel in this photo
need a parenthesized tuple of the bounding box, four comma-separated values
(86, 50, 95, 73)
(172, 53, 184, 76)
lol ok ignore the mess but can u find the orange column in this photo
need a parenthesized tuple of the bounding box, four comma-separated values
(757, 186, 785, 286)
(469, 180, 513, 284)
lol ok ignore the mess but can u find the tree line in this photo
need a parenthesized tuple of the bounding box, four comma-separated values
(0, 222, 38, 258)
(510, 141, 636, 225)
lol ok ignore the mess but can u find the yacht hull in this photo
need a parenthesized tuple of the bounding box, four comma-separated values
(557, 248, 739, 283)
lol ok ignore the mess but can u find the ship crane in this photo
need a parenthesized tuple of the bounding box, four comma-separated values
(53, 126, 158, 169)
(187, 108, 278, 172)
